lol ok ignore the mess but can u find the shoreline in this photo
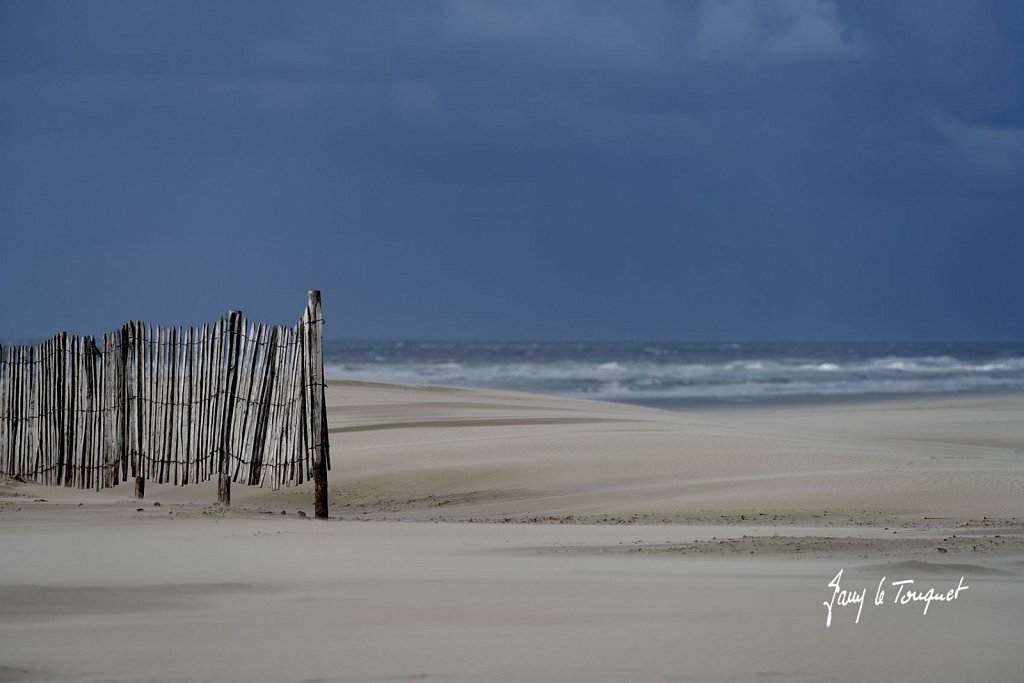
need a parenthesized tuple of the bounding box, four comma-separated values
(328, 377, 1024, 413)
(621, 387, 1024, 412)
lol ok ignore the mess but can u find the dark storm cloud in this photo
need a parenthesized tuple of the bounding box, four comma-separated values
(1, 1, 1022, 340)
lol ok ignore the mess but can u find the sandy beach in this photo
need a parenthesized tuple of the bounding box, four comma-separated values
(7, 1, 1023, 680)
(2, 381, 1022, 682)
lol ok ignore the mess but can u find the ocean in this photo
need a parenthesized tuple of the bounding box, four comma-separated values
(324, 340, 1024, 407)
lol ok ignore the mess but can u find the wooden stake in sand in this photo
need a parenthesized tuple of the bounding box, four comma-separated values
(306, 290, 329, 519)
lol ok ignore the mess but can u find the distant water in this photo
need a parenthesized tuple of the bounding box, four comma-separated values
(323, 341, 1024, 406)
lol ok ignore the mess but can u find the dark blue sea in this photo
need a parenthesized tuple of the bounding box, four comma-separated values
(323, 341, 1024, 407)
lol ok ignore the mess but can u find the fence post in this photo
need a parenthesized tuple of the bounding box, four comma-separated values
(217, 311, 243, 506)
(306, 291, 329, 519)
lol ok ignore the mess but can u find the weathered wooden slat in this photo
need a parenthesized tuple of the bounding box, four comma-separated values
(252, 325, 272, 487)
(17, 347, 25, 480)
(209, 318, 222, 486)
(297, 313, 310, 486)
(171, 326, 183, 486)
(144, 322, 154, 487)
(144, 321, 153, 486)
(16, 346, 24, 481)
(104, 333, 113, 487)
(160, 325, 172, 485)
(57, 334, 67, 486)
(273, 327, 288, 490)
(0, 346, 7, 477)
(204, 321, 215, 484)
(216, 311, 241, 505)
(69, 334, 78, 487)
(146, 322, 154, 485)
(23, 344, 29, 479)
(20, 344, 26, 479)
(160, 326, 169, 485)
(28, 345, 38, 484)
(26, 342, 36, 481)
(237, 318, 258, 480)
(101, 334, 113, 489)
(150, 325, 160, 486)
(191, 326, 202, 484)
(105, 332, 114, 486)
(129, 322, 140, 481)
(67, 336, 76, 488)
(165, 325, 175, 485)
(2, 347, 9, 477)
(208, 319, 222, 486)
(292, 314, 305, 485)
(10, 346, 18, 478)
(136, 323, 145, 484)
(235, 321, 256, 483)
(153, 325, 164, 485)
(277, 326, 291, 491)
(211, 317, 224, 490)
(185, 326, 195, 486)
(37, 340, 46, 483)
(81, 337, 91, 489)
(22, 346, 30, 482)
(284, 324, 300, 489)
(230, 318, 252, 482)
(80, 337, 90, 489)
(263, 329, 278, 490)
(117, 326, 129, 484)
(78, 338, 88, 489)
(80, 337, 88, 487)
(196, 323, 209, 484)
(127, 323, 134, 481)
(20, 346, 28, 479)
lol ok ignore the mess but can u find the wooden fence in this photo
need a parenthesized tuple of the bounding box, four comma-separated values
(0, 291, 330, 517)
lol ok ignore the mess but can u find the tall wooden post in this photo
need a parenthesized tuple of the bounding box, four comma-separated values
(306, 291, 329, 519)
(217, 311, 242, 506)
(134, 476, 145, 499)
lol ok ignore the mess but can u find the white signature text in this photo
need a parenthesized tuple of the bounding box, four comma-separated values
(823, 568, 969, 627)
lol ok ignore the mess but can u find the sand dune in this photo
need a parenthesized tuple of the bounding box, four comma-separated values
(317, 382, 1024, 524)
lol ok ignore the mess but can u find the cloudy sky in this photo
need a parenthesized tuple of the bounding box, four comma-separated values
(2, 1, 1022, 341)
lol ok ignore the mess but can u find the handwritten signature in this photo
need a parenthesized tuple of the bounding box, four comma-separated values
(823, 568, 969, 627)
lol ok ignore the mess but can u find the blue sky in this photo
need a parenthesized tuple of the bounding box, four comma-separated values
(2, 1, 1022, 341)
